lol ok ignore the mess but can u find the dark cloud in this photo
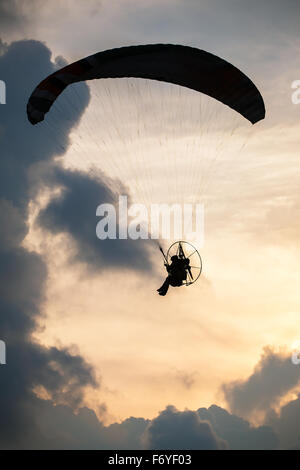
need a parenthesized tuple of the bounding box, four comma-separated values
(11, 400, 150, 450)
(222, 347, 300, 420)
(0, 200, 27, 251)
(0, 220, 98, 448)
(0, 39, 97, 449)
(0, 398, 283, 450)
(37, 166, 154, 273)
(0, 39, 89, 207)
(0, 398, 147, 450)
(198, 405, 278, 450)
(266, 394, 300, 450)
(107, 417, 150, 450)
(143, 405, 227, 450)
(24, 402, 107, 449)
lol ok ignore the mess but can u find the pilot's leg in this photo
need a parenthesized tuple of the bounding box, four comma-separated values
(157, 276, 170, 296)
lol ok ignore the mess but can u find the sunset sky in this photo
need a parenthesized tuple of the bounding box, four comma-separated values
(1, 0, 300, 450)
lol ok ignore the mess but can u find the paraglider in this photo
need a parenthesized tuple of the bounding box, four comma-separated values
(158, 241, 202, 295)
(27, 44, 265, 296)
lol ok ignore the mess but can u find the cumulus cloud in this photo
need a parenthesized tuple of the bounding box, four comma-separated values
(143, 405, 227, 450)
(266, 394, 300, 450)
(222, 347, 300, 421)
(198, 405, 278, 450)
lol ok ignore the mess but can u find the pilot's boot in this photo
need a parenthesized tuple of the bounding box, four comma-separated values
(157, 277, 170, 296)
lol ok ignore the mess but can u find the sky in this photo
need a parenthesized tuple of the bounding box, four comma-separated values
(0, 0, 300, 450)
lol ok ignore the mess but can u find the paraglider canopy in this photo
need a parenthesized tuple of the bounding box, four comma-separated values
(27, 43, 265, 126)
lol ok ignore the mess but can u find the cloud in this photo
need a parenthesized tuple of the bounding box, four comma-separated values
(0, 39, 98, 449)
(106, 417, 150, 450)
(174, 369, 197, 389)
(266, 394, 300, 449)
(143, 405, 227, 450)
(0, 200, 28, 251)
(37, 166, 154, 273)
(0, 39, 89, 207)
(198, 405, 278, 450)
(0, 398, 281, 450)
(222, 346, 300, 420)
